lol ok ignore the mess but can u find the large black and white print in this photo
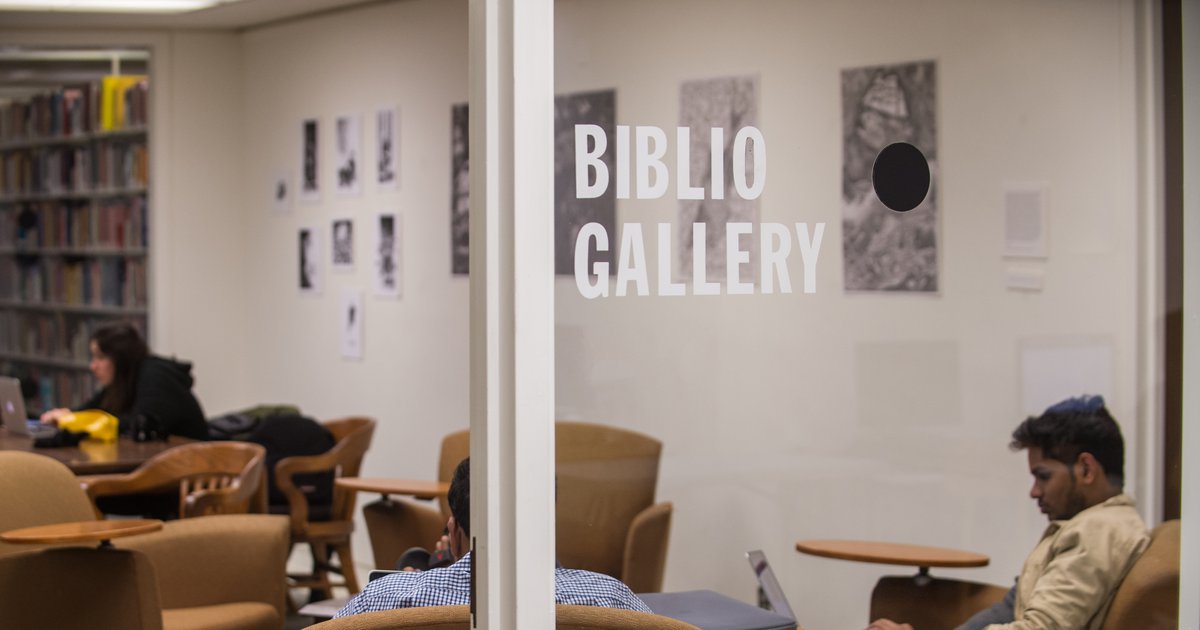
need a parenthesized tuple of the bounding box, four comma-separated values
(677, 75, 759, 284)
(332, 218, 354, 270)
(298, 226, 321, 294)
(335, 114, 362, 196)
(374, 212, 401, 298)
(554, 89, 615, 276)
(450, 103, 469, 275)
(842, 60, 938, 292)
(300, 119, 320, 202)
(377, 107, 397, 190)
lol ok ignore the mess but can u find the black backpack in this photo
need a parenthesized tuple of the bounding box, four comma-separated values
(247, 414, 336, 512)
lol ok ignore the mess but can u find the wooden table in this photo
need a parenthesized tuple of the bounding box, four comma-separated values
(337, 477, 449, 500)
(0, 429, 190, 475)
(796, 539, 989, 577)
(0, 519, 162, 548)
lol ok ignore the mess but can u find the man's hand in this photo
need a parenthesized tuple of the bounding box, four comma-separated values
(866, 620, 913, 630)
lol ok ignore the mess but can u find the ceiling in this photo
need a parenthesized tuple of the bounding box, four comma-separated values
(0, 0, 386, 30)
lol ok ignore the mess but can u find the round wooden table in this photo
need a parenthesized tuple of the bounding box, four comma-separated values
(796, 539, 989, 577)
(336, 477, 449, 501)
(1, 519, 163, 548)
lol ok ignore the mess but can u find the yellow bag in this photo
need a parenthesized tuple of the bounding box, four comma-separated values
(57, 409, 119, 443)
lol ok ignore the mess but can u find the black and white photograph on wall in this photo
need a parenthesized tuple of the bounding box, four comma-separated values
(335, 114, 362, 196)
(272, 169, 291, 214)
(374, 212, 401, 298)
(376, 107, 398, 190)
(841, 59, 938, 292)
(677, 75, 760, 285)
(332, 218, 354, 270)
(554, 89, 616, 276)
(300, 119, 320, 202)
(299, 226, 321, 294)
(450, 102, 470, 275)
(341, 288, 363, 360)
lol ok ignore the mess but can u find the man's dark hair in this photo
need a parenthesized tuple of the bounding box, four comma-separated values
(1010, 395, 1125, 487)
(447, 456, 470, 536)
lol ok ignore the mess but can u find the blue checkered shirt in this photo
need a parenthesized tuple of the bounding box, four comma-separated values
(335, 552, 652, 618)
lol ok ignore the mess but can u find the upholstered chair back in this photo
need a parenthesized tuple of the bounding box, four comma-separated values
(0, 451, 97, 556)
(554, 421, 663, 581)
(1101, 519, 1181, 630)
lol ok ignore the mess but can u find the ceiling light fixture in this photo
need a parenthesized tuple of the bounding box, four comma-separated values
(0, 0, 234, 13)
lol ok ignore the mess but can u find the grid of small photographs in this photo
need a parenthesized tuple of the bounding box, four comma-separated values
(281, 106, 402, 361)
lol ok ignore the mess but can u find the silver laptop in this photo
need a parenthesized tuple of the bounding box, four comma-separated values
(746, 549, 796, 621)
(0, 377, 56, 439)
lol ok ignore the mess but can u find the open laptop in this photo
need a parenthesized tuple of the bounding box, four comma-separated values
(636, 551, 796, 630)
(746, 549, 796, 622)
(0, 377, 57, 439)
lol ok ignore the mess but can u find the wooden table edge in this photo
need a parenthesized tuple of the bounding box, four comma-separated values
(336, 477, 450, 499)
(795, 539, 989, 568)
(0, 519, 163, 545)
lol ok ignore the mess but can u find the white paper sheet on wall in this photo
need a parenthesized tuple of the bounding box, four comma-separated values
(1004, 185, 1048, 258)
(1019, 338, 1114, 416)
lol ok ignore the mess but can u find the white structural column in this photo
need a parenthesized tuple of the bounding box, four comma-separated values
(1180, 0, 1199, 626)
(468, 0, 556, 629)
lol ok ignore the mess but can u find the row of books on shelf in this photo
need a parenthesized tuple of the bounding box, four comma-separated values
(0, 75, 150, 143)
(0, 256, 148, 308)
(0, 197, 147, 250)
(0, 139, 148, 197)
(0, 360, 96, 412)
(0, 310, 101, 364)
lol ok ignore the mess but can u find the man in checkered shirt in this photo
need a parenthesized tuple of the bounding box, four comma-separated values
(335, 457, 652, 617)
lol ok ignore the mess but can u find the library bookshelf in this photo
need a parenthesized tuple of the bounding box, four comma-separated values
(0, 73, 150, 412)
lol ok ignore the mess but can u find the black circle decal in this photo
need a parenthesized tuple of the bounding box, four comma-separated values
(872, 142, 930, 213)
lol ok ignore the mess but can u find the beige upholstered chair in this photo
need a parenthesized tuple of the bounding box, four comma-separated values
(0, 450, 290, 630)
(0, 546, 165, 630)
(1100, 519, 1180, 630)
(275, 416, 376, 598)
(306, 604, 700, 629)
(82, 441, 268, 518)
(363, 421, 673, 593)
(869, 519, 1182, 630)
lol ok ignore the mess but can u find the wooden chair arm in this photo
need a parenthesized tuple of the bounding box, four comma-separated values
(83, 471, 173, 519)
(274, 449, 344, 533)
(83, 470, 172, 499)
(622, 501, 673, 593)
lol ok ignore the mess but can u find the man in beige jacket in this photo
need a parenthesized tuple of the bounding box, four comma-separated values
(869, 396, 1149, 630)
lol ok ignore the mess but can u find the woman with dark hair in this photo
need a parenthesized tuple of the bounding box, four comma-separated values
(40, 322, 208, 440)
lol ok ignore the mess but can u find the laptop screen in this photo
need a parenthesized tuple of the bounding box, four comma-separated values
(0, 377, 30, 430)
(746, 549, 795, 621)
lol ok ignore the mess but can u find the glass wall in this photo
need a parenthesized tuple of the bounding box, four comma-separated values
(551, 2, 1168, 628)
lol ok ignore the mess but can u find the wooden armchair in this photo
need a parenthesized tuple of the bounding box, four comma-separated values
(363, 421, 673, 593)
(307, 604, 700, 629)
(274, 416, 376, 600)
(82, 441, 267, 519)
(0, 451, 289, 630)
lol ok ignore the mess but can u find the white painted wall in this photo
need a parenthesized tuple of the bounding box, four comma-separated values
(236, 0, 472, 569)
(553, 2, 1152, 629)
